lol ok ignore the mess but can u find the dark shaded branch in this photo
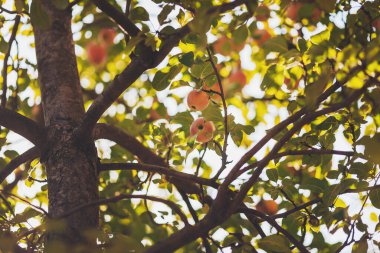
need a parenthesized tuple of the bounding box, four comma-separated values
(272, 198, 321, 220)
(99, 162, 217, 188)
(0, 147, 39, 184)
(91, 0, 140, 36)
(1, 15, 20, 108)
(94, 123, 202, 194)
(238, 208, 309, 253)
(0, 107, 44, 146)
(58, 194, 189, 226)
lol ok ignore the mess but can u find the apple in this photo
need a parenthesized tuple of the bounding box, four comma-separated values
(286, 2, 321, 22)
(187, 90, 210, 111)
(190, 117, 216, 143)
(255, 4, 270, 21)
(256, 199, 278, 215)
(252, 29, 271, 46)
(86, 41, 107, 66)
(98, 28, 117, 46)
(373, 18, 380, 31)
(227, 70, 247, 88)
(214, 36, 245, 56)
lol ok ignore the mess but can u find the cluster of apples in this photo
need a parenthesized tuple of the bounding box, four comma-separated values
(187, 90, 216, 143)
(86, 28, 116, 66)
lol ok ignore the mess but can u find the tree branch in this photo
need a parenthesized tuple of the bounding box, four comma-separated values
(237, 208, 309, 253)
(99, 162, 217, 188)
(58, 194, 190, 226)
(91, 0, 141, 36)
(1, 15, 20, 108)
(0, 107, 44, 146)
(0, 147, 40, 184)
(94, 123, 202, 194)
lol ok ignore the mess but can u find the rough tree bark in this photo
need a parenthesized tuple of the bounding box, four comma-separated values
(32, 0, 99, 246)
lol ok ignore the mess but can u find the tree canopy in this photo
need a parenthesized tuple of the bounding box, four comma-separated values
(0, 0, 380, 252)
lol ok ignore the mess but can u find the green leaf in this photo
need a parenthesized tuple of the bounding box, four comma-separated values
(261, 64, 284, 90)
(151, 65, 182, 91)
(232, 25, 248, 45)
(257, 235, 291, 253)
(51, 0, 69, 10)
(30, 0, 51, 30)
(352, 239, 368, 253)
(369, 188, 380, 209)
(202, 103, 223, 123)
(171, 111, 194, 135)
(263, 36, 288, 53)
(305, 61, 332, 108)
(15, 0, 26, 13)
(266, 169, 278, 182)
(300, 177, 328, 194)
(158, 5, 174, 25)
(357, 134, 380, 164)
(323, 179, 356, 207)
(190, 62, 214, 79)
(130, 6, 149, 21)
(179, 52, 194, 67)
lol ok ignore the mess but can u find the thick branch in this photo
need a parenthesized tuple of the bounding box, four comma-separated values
(91, 0, 140, 36)
(58, 194, 189, 226)
(0, 107, 44, 146)
(0, 147, 40, 184)
(94, 123, 202, 194)
(99, 162, 217, 188)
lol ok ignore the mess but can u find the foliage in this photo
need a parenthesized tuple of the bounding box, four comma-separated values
(0, 0, 380, 252)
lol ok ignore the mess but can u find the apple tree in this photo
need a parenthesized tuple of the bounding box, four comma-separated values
(0, 0, 380, 252)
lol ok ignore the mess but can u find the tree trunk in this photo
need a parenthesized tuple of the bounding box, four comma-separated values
(33, 0, 99, 247)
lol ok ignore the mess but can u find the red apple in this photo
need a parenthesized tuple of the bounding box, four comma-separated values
(228, 70, 247, 88)
(187, 90, 210, 111)
(98, 28, 116, 46)
(252, 29, 271, 46)
(286, 2, 321, 22)
(255, 4, 270, 21)
(190, 117, 216, 143)
(214, 36, 245, 55)
(284, 78, 300, 90)
(86, 41, 107, 66)
(256, 200, 278, 215)
(373, 18, 380, 31)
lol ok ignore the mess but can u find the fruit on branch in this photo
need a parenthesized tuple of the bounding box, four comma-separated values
(256, 199, 278, 215)
(255, 4, 270, 21)
(252, 29, 271, 46)
(214, 36, 245, 56)
(203, 83, 222, 101)
(187, 90, 210, 111)
(190, 117, 216, 143)
(86, 41, 107, 66)
(98, 28, 116, 46)
(286, 2, 321, 22)
(227, 70, 247, 88)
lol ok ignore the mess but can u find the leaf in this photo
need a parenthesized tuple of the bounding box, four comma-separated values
(171, 111, 193, 135)
(369, 188, 380, 209)
(151, 65, 182, 91)
(179, 52, 194, 67)
(266, 169, 278, 182)
(190, 62, 214, 79)
(130, 6, 149, 21)
(257, 235, 291, 253)
(30, 0, 51, 30)
(357, 134, 380, 164)
(323, 179, 356, 207)
(263, 36, 288, 53)
(300, 177, 328, 194)
(232, 25, 248, 45)
(15, 0, 26, 13)
(158, 5, 174, 25)
(51, 0, 69, 10)
(202, 103, 223, 123)
(261, 64, 285, 90)
(304, 61, 332, 108)
(352, 239, 368, 253)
